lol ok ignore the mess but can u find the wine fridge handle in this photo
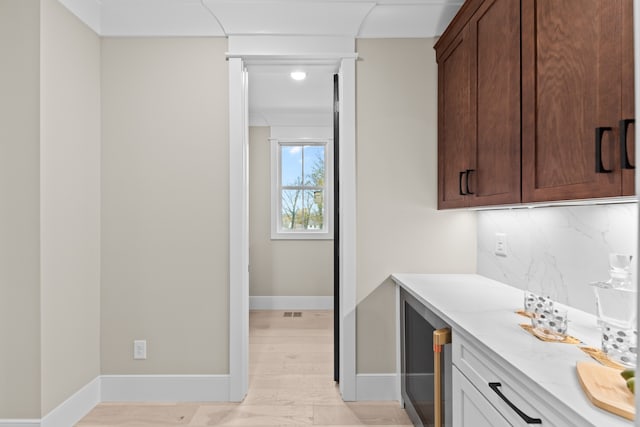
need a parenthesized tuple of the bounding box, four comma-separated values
(433, 328, 452, 427)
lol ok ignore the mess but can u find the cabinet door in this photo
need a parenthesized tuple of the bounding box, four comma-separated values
(621, 0, 635, 196)
(468, 0, 521, 206)
(438, 27, 473, 209)
(522, 0, 623, 202)
(453, 367, 511, 427)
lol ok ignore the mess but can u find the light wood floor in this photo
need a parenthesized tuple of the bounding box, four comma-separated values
(76, 310, 411, 426)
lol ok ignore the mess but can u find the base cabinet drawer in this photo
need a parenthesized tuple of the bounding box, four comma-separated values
(452, 332, 576, 426)
(453, 366, 511, 427)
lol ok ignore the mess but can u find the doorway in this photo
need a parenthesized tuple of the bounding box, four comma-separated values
(228, 53, 357, 402)
(246, 61, 337, 379)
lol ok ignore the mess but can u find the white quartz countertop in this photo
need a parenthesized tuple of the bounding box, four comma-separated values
(391, 273, 634, 427)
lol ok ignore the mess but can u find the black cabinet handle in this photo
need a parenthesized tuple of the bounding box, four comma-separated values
(620, 119, 635, 169)
(465, 169, 475, 195)
(595, 127, 613, 173)
(489, 382, 542, 424)
(459, 171, 467, 195)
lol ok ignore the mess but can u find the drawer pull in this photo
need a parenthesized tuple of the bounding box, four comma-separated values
(459, 171, 467, 195)
(620, 119, 635, 169)
(465, 169, 475, 195)
(488, 382, 542, 424)
(595, 127, 613, 173)
(458, 169, 476, 196)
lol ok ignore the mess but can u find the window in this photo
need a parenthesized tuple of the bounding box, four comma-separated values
(271, 139, 333, 239)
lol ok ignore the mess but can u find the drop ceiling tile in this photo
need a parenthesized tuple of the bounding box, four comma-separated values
(101, 0, 225, 36)
(61, 0, 462, 38)
(358, 3, 462, 38)
(203, 1, 375, 36)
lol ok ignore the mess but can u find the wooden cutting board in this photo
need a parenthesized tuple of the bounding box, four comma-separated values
(576, 361, 635, 421)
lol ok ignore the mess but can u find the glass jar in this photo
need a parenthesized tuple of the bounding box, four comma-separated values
(591, 254, 637, 367)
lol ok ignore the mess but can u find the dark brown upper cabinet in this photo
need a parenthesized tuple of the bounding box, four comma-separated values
(436, 0, 634, 209)
(522, 0, 635, 202)
(436, 0, 521, 209)
(621, 0, 636, 196)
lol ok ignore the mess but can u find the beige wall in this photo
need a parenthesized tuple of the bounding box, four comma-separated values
(0, 0, 102, 416)
(249, 126, 333, 297)
(40, 0, 102, 414)
(355, 39, 477, 373)
(0, 0, 41, 418)
(101, 38, 230, 374)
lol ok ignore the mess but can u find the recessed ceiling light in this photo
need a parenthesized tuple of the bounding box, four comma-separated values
(290, 71, 306, 81)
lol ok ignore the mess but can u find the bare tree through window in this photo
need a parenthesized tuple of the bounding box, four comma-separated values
(281, 145, 325, 231)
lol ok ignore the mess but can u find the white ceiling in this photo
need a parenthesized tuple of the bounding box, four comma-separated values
(248, 64, 337, 127)
(60, 0, 463, 38)
(59, 0, 462, 127)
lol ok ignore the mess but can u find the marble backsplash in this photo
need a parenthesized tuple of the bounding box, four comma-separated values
(477, 202, 638, 314)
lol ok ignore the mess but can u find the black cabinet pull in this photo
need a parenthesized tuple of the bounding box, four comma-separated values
(465, 169, 475, 195)
(459, 171, 467, 195)
(489, 382, 542, 424)
(620, 119, 635, 169)
(595, 127, 613, 173)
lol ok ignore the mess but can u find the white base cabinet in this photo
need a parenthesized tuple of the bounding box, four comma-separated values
(392, 273, 634, 427)
(453, 366, 511, 427)
(452, 331, 577, 426)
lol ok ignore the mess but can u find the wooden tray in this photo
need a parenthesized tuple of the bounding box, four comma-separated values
(519, 323, 581, 344)
(579, 347, 626, 370)
(576, 361, 635, 421)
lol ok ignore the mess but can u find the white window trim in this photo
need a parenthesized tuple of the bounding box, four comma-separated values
(270, 137, 334, 240)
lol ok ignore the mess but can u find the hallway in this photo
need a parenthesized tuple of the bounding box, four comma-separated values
(76, 310, 411, 425)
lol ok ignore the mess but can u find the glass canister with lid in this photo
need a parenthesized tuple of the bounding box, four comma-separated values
(591, 254, 637, 367)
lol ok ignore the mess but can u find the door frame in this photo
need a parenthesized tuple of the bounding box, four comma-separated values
(227, 47, 357, 401)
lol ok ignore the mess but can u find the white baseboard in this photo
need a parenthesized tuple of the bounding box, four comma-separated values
(356, 374, 398, 401)
(0, 376, 101, 427)
(4, 372, 385, 425)
(0, 421, 40, 427)
(101, 375, 230, 402)
(2, 375, 230, 426)
(249, 296, 333, 310)
(41, 376, 101, 427)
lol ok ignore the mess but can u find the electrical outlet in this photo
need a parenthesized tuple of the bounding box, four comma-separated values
(134, 340, 147, 360)
(494, 233, 507, 257)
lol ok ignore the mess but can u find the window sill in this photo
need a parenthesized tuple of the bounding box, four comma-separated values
(271, 231, 334, 241)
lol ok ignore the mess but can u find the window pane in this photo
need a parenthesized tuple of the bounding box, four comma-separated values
(281, 189, 302, 229)
(275, 141, 329, 236)
(305, 189, 324, 230)
(281, 145, 303, 186)
(304, 145, 325, 186)
(281, 189, 325, 231)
